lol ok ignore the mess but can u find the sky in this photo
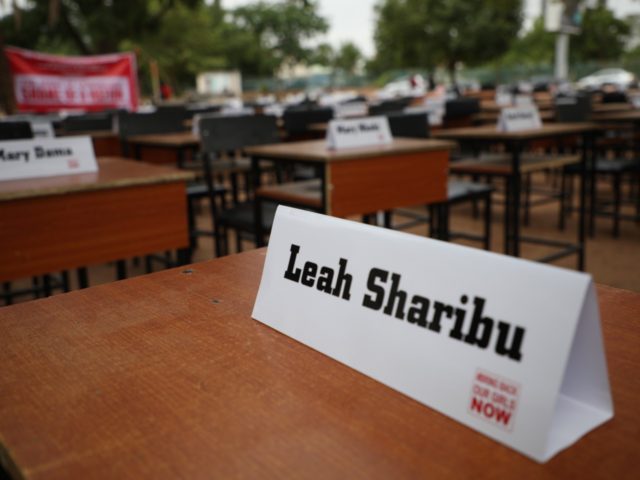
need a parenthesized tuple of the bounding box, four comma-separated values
(222, 0, 640, 57)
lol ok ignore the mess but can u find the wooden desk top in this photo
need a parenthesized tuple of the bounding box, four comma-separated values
(472, 111, 555, 123)
(480, 100, 554, 112)
(245, 138, 456, 163)
(434, 123, 599, 142)
(57, 130, 118, 139)
(590, 110, 640, 122)
(591, 103, 632, 113)
(126, 132, 199, 147)
(0, 157, 194, 201)
(0, 248, 638, 479)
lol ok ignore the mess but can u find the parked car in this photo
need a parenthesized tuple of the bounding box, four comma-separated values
(576, 68, 636, 90)
(377, 74, 426, 99)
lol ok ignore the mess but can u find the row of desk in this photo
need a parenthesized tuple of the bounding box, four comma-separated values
(5, 118, 626, 286)
(7, 106, 640, 284)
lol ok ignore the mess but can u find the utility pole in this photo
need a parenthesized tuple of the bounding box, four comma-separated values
(547, 0, 584, 81)
(555, 32, 570, 80)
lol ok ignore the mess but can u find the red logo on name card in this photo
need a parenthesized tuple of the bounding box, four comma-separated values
(468, 369, 520, 432)
(67, 159, 80, 169)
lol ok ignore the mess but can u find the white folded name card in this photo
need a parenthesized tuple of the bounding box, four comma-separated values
(326, 116, 392, 150)
(405, 99, 444, 126)
(0, 136, 97, 181)
(30, 121, 55, 138)
(253, 206, 613, 463)
(498, 106, 542, 132)
(495, 92, 513, 106)
(333, 102, 369, 119)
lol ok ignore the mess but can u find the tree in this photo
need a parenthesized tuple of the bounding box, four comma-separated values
(497, 1, 631, 71)
(499, 18, 555, 67)
(122, 2, 230, 91)
(230, 0, 329, 76)
(0, 0, 330, 98)
(333, 42, 362, 75)
(570, 0, 630, 63)
(0, 0, 223, 96)
(372, 0, 523, 83)
(0, 0, 203, 55)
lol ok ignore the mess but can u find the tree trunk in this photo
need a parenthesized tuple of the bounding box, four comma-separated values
(0, 32, 17, 114)
(448, 60, 457, 86)
(59, 3, 93, 54)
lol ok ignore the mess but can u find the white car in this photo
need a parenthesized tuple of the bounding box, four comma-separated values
(377, 75, 426, 99)
(577, 68, 636, 90)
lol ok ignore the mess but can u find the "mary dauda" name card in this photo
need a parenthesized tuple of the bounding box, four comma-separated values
(0, 136, 97, 181)
(252, 206, 613, 463)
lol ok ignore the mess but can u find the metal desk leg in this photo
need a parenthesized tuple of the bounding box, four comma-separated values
(510, 142, 523, 257)
(578, 132, 592, 271)
(504, 175, 512, 255)
(251, 156, 266, 248)
(77, 268, 89, 289)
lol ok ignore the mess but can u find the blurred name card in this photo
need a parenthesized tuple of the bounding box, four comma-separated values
(514, 95, 534, 106)
(333, 102, 369, 119)
(495, 92, 513, 106)
(253, 206, 613, 463)
(406, 97, 445, 126)
(498, 106, 542, 132)
(326, 116, 392, 150)
(30, 121, 55, 139)
(630, 94, 640, 109)
(0, 136, 97, 181)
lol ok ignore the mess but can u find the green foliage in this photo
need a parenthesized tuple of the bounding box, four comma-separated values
(570, 3, 630, 62)
(0, 0, 203, 55)
(497, 3, 631, 70)
(230, 0, 329, 75)
(499, 18, 555, 67)
(332, 42, 362, 74)
(0, 0, 328, 92)
(121, 2, 229, 91)
(309, 43, 335, 67)
(371, 0, 523, 80)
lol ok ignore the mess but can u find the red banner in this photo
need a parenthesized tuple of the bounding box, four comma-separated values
(4, 47, 139, 113)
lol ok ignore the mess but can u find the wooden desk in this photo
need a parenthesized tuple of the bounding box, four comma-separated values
(590, 110, 640, 153)
(591, 103, 632, 113)
(0, 248, 638, 479)
(472, 110, 555, 125)
(58, 130, 121, 157)
(246, 138, 454, 217)
(0, 157, 193, 282)
(434, 124, 598, 268)
(480, 100, 554, 113)
(125, 132, 199, 167)
(590, 110, 640, 123)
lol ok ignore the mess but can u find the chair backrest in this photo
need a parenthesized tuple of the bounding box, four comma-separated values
(444, 98, 480, 119)
(368, 97, 413, 116)
(282, 107, 334, 135)
(344, 95, 368, 103)
(116, 110, 187, 137)
(199, 114, 280, 153)
(185, 105, 221, 119)
(0, 121, 34, 140)
(554, 95, 591, 123)
(386, 112, 430, 139)
(61, 112, 114, 133)
(601, 90, 627, 104)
